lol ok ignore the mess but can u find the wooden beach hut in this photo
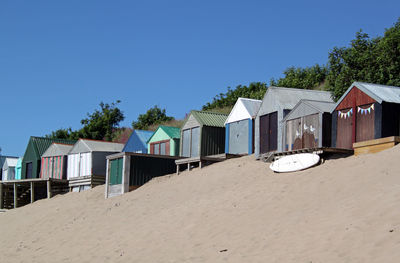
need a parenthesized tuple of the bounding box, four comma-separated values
(331, 82, 400, 149)
(14, 158, 22, 180)
(67, 139, 124, 192)
(1, 157, 19, 181)
(255, 87, 333, 157)
(283, 99, 335, 151)
(180, 110, 228, 158)
(40, 143, 73, 179)
(225, 98, 262, 155)
(147, 126, 181, 156)
(122, 130, 154, 153)
(105, 152, 179, 198)
(21, 137, 76, 179)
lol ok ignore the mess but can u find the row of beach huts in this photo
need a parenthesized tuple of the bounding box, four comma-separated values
(1, 82, 400, 208)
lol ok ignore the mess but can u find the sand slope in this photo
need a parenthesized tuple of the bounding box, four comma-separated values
(1, 147, 400, 262)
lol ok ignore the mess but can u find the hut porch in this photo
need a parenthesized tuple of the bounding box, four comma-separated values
(0, 178, 69, 209)
(353, 136, 400, 156)
(175, 153, 242, 174)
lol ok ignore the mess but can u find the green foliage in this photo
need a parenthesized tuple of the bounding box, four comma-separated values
(327, 18, 400, 100)
(47, 101, 125, 141)
(269, 64, 328, 90)
(132, 105, 174, 130)
(202, 82, 267, 110)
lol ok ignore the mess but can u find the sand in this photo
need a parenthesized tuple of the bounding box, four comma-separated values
(1, 146, 400, 262)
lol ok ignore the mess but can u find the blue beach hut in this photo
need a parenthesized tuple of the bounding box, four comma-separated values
(122, 130, 154, 153)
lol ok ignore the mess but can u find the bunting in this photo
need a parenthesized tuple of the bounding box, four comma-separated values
(357, 104, 374, 115)
(338, 108, 353, 119)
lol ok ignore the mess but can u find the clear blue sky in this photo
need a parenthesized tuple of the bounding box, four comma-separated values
(1, 0, 399, 156)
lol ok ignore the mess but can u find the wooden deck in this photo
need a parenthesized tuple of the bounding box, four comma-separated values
(0, 178, 69, 209)
(353, 136, 400, 156)
(175, 153, 242, 174)
(261, 147, 354, 163)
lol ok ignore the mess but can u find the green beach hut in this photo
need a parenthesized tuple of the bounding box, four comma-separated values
(147, 126, 181, 156)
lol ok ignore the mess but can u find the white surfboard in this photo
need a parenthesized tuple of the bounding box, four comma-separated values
(269, 153, 320, 173)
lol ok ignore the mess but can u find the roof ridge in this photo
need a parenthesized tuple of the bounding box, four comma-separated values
(269, 86, 331, 93)
(192, 110, 229, 116)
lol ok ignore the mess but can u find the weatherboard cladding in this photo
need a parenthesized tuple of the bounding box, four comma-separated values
(331, 82, 400, 149)
(255, 87, 333, 156)
(122, 130, 154, 153)
(180, 111, 228, 157)
(21, 137, 76, 179)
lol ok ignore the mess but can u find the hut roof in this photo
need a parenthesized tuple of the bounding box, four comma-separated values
(42, 143, 74, 157)
(258, 87, 333, 116)
(190, 110, 228, 128)
(69, 139, 124, 154)
(333, 82, 400, 112)
(26, 137, 77, 158)
(283, 99, 336, 122)
(225, 97, 262, 124)
(147, 126, 181, 143)
(2, 157, 19, 169)
(122, 130, 154, 152)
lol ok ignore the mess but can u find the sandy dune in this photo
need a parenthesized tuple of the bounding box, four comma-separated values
(1, 146, 400, 262)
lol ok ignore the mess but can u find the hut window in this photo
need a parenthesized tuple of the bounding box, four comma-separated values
(154, 143, 160, 154)
(160, 142, 166, 155)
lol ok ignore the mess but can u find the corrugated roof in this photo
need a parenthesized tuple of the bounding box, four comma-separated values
(30, 137, 77, 157)
(160, 126, 181, 139)
(267, 87, 333, 109)
(191, 110, 228, 127)
(42, 143, 74, 157)
(69, 139, 124, 154)
(283, 99, 336, 122)
(122, 130, 154, 152)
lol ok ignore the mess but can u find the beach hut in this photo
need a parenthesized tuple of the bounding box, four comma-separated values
(67, 139, 124, 192)
(105, 152, 179, 198)
(255, 87, 333, 157)
(331, 82, 400, 149)
(122, 130, 154, 153)
(283, 99, 335, 151)
(40, 143, 73, 180)
(180, 110, 228, 158)
(21, 137, 76, 179)
(1, 157, 19, 180)
(14, 158, 22, 180)
(225, 98, 262, 155)
(147, 126, 181, 156)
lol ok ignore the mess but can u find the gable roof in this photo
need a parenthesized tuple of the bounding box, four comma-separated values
(190, 110, 228, 127)
(2, 157, 19, 169)
(69, 139, 124, 154)
(332, 82, 400, 112)
(257, 87, 333, 117)
(225, 97, 262, 124)
(26, 137, 77, 158)
(283, 99, 336, 122)
(147, 126, 181, 143)
(42, 143, 74, 157)
(122, 130, 154, 152)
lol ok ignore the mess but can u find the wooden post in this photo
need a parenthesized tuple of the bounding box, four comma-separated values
(30, 181, 34, 203)
(13, 183, 17, 209)
(47, 180, 51, 199)
(176, 164, 180, 175)
(105, 159, 110, 199)
(0, 183, 3, 209)
(199, 161, 202, 169)
(187, 163, 190, 171)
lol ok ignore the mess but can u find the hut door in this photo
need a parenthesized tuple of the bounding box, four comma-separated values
(336, 108, 353, 149)
(190, 127, 200, 157)
(356, 103, 375, 142)
(260, 112, 278, 153)
(302, 114, 319, 149)
(229, 119, 249, 154)
(26, 162, 33, 179)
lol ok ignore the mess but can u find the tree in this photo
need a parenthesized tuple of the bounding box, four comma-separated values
(132, 106, 174, 130)
(202, 82, 267, 110)
(47, 100, 125, 141)
(269, 64, 328, 90)
(326, 18, 400, 100)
